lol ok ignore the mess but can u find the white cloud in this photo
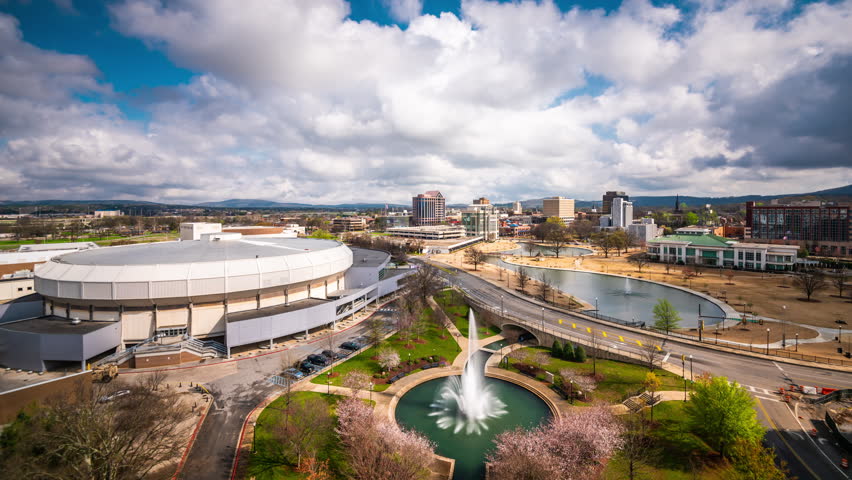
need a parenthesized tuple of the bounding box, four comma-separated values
(0, 1, 850, 205)
(385, 0, 423, 24)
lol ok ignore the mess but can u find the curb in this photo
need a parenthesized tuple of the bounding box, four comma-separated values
(172, 394, 213, 480)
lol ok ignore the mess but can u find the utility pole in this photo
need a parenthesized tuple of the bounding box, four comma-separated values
(682, 354, 687, 401)
(766, 328, 770, 355)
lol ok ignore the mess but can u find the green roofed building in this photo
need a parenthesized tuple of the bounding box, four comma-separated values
(647, 227, 798, 271)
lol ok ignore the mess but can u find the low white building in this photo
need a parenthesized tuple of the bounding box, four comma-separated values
(387, 225, 467, 240)
(179, 222, 222, 241)
(647, 229, 798, 271)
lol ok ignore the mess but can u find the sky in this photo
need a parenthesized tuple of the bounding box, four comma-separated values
(0, 0, 850, 205)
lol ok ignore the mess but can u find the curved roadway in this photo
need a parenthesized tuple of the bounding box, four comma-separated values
(438, 262, 852, 480)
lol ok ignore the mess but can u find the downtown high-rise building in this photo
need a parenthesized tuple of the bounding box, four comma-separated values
(611, 197, 634, 228)
(602, 191, 629, 215)
(412, 191, 446, 226)
(542, 196, 575, 223)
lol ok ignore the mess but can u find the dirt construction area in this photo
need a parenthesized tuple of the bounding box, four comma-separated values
(433, 240, 852, 359)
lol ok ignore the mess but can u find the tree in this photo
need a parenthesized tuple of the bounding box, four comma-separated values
(641, 343, 661, 371)
(560, 369, 597, 397)
(272, 397, 334, 469)
(516, 267, 530, 294)
(524, 241, 537, 257)
(642, 372, 662, 420)
(464, 246, 485, 271)
(342, 370, 372, 396)
(833, 267, 848, 298)
(569, 219, 595, 241)
(364, 316, 385, 347)
(551, 340, 563, 360)
(538, 272, 552, 302)
(547, 226, 570, 258)
(336, 397, 434, 480)
(610, 230, 628, 256)
(618, 415, 653, 480)
(793, 270, 826, 301)
(487, 407, 623, 480)
(309, 229, 336, 240)
(0, 379, 191, 480)
(727, 438, 789, 480)
(684, 212, 699, 225)
(664, 258, 674, 275)
(533, 219, 563, 242)
(574, 344, 587, 362)
(562, 342, 575, 361)
(684, 375, 764, 458)
(628, 253, 651, 273)
(724, 269, 735, 284)
(376, 347, 400, 371)
(653, 298, 682, 334)
(407, 264, 442, 305)
(592, 232, 613, 258)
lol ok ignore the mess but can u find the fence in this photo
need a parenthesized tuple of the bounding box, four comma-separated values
(825, 410, 852, 454)
(805, 389, 852, 405)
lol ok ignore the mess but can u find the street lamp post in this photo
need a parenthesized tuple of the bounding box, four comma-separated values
(326, 372, 331, 394)
(501, 295, 504, 318)
(795, 333, 799, 352)
(540, 307, 545, 333)
(682, 355, 687, 402)
(781, 305, 787, 348)
(595, 297, 599, 319)
(689, 355, 693, 382)
(766, 328, 771, 355)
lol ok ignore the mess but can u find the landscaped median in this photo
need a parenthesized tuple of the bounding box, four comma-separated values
(311, 306, 461, 392)
(434, 289, 501, 338)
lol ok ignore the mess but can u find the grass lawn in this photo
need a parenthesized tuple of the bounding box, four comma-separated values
(434, 289, 501, 338)
(248, 391, 347, 480)
(603, 401, 734, 479)
(506, 346, 686, 404)
(311, 307, 461, 392)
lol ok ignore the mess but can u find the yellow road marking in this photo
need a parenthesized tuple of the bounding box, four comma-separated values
(636, 340, 643, 347)
(656, 345, 662, 351)
(618, 336, 624, 342)
(558, 319, 563, 325)
(755, 398, 822, 480)
(602, 332, 608, 338)
(586, 327, 592, 333)
(571, 323, 576, 329)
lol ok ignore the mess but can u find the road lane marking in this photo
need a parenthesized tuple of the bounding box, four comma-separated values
(655, 345, 662, 351)
(571, 323, 576, 328)
(662, 352, 671, 363)
(755, 398, 822, 480)
(791, 403, 851, 479)
(586, 327, 592, 333)
(636, 340, 643, 347)
(773, 361, 785, 372)
(618, 336, 624, 342)
(602, 332, 608, 338)
(754, 395, 780, 403)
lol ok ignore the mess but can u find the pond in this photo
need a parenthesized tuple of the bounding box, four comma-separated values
(488, 258, 726, 328)
(500, 242, 593, 257)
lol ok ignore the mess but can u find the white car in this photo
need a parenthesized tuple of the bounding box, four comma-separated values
(99, 389, 131, 403)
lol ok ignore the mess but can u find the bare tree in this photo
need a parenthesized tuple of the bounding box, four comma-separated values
(464, 247, 485, 271)
(272, 397, 334, 470)
(664, 258, 674, 275)
(538, 272, 553, 302)
(524, 241, 537, 257)
(592, 232, 613, 258)
(618, 415, 653, 480)
(628, 253, 651, 273)
(408, 264, 442, 304)
(724, 269, 735, 284)
(640, 343, 661, 371)
(794, 270, 826, 301)
(142, 369, 167, 391)
(833, 268, 848, 298)
(516, 267, 530, 294)
(547, 226, 570, 258)
(0, 379, 192, 480)
(364, 316, 385, 347)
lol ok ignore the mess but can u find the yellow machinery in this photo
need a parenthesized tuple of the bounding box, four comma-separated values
(91, 364, 119, 383)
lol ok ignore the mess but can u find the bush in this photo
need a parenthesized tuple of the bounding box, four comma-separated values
(551, 341, 563, 360)
(563, 343, 575, 362)
(574, 344, 587, 363)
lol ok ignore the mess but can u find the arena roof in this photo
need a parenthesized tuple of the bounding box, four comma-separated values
(57, 237, 342, 266)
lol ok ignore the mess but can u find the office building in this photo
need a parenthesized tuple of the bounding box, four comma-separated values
(647, 227, 798, 270)
(611, 197, 634, 229)
(94, 210, 122, 218)
(412, 191, 446, 226)
(331, 217, 368, 232)
(461, 199, 500, 241)
(387, 225, 466, 240)
(602, 191, 629, 215)
(745, 201, 851, 256)
(512, 201, 523, 215)
(627, 219, 659, 244)
(180, 222, 222, 240)
(542, 197, 575, 224)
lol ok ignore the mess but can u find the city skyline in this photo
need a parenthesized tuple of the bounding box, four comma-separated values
(1, 0, 851, 204)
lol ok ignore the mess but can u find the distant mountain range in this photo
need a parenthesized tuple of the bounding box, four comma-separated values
(1, 184, 849, 211)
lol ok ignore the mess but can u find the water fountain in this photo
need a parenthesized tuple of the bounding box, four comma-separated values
(624, 277, 632, 295)
(429, 310, 507, 434)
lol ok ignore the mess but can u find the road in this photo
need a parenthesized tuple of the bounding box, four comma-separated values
(443, 264, 852, 480)
(158, 308, 397, 480)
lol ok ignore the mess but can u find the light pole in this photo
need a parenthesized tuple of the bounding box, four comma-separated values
(781, 305, 786, 348)
(501, 295, 504, 318)
(682, 355, 687, 401)
(326, 371, 331, 394)
(540, 307, 545, 332)
(689, 355, 693, 382)
(594, 297, 599, 319)
(766, 328, 771, 355)
(795, 333, 799, 352)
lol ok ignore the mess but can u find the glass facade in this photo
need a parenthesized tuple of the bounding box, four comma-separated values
(747, 203, 849, 242)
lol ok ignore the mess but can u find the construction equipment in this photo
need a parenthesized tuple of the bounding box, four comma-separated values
(91, 364, 119, 383)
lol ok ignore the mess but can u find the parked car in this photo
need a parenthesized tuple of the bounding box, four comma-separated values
(98, 389, 131, 403)
(300, 361, 320, 374)
(283, 368, 305, 380)
(335, 349, 352, 358)
(321, 349, 341, 360)
(307, 354, 329, 366)
(340, 340, 362, 351)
